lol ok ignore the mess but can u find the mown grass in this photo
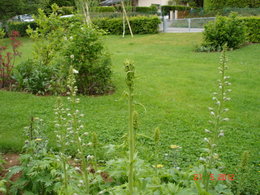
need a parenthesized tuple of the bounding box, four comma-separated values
(0, 33, 259, 190)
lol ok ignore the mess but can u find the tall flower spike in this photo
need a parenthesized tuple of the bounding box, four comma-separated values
(202, 46, 232, 191)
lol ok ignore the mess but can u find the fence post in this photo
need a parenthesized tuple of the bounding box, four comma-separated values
(188, 18, 191, 32)
(163, 17, 166, 33)
(170, 10, 174, 20)
(175, 10, 178, 19)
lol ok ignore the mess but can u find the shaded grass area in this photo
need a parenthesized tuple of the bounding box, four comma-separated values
(0, 34, 259, 190)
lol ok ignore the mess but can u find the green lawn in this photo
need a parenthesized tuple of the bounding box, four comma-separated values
(0, 33, 260, 190)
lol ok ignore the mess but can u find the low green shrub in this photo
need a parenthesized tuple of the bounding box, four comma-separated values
(93, 16, 161, 35)
(13, 59, 57, 95)
(201, 13, 246, 51)
(7, 21, 37, 37)
(240, 16, 260, 42)
(161, 5, 191, 16)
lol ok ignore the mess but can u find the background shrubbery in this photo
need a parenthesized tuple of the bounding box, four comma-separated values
(7, 21, 37, 37)
(6, 16, 161, 36)
(240, 16, 260, 42)
(93, 16, 161, 35)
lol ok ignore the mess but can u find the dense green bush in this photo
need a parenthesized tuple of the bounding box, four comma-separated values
(161, 5, 191, 16)
(240, 16, 260, 42)
(93, 16, 161, 35)
(201, 13, 246, 51)
(7, 21, 37, 37)
(62, 22, 113, 95)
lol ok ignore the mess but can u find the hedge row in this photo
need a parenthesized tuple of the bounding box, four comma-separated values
(135, 6, 158, 14)
(204, 0, 260, 11)
(7, 16, 161, 36)
(94, 6, 116, 12)
(240, 16, 260, 42)
(93, 16, 161, 35)
(161, 5, 191, 16)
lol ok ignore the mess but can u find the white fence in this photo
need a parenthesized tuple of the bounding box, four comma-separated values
(162, 17, 216, 33)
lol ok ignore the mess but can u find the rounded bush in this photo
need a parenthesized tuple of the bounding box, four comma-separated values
(202, 13, 246, 50)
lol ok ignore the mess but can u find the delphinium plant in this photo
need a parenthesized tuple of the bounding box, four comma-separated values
(200, 46, 232, 191)
(54, 66, 99, 194)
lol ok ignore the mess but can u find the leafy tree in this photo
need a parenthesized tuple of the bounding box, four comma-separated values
(0, 0, 23, 21)
(0, 0, 49, 22)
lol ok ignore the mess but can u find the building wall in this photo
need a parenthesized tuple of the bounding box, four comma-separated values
(138, 0, 169, 7)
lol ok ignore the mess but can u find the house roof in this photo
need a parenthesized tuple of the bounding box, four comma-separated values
(100, 0, 127, 6)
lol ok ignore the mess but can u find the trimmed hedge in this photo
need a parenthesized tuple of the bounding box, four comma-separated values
(136, 6, 158, 14)
(7, 21, 37, 37)
(7, 16, 161, 36)
(240, 16, 260, 42)
(94, 6, 116, 12)
(161, 5, 191, 16)
(93, 16, 161, 35)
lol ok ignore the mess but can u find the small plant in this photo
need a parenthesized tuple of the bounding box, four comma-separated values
(0, 31, 21, 88)
(13, 59, 56, 95)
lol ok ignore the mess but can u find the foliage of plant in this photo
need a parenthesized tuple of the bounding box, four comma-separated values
(7, 118, 67, 194)
(200, 13, 246, 51)
(0, 31, 21, 89)
(12, 59, 59, 95)
(21, 4, 113, 95)
(93, 16, 161, 35)
(161, 5, 191, 16)
(26, 4, 70, 66)
(240, 16, 260, 42)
